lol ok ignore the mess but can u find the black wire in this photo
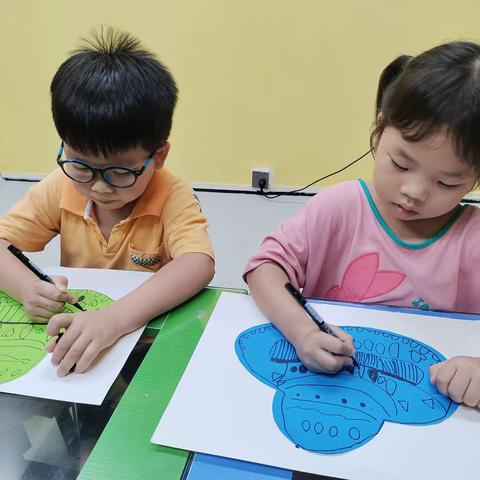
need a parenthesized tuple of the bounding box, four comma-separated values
(8, 148, 480, 203)
(259, 149, 372, 199)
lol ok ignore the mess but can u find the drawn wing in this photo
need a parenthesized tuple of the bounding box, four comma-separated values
(344, 326, 456, 424)
(235, 322, 457, 455)
(0, 289, 113, 384)
(0, 292, 49, 383)
(235, 324, 294, 388)
(273, 375, 386, 453)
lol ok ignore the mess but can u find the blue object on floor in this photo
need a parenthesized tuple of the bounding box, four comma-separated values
(185, 453, 292, 480)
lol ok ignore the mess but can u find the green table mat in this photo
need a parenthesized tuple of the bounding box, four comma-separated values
(78, 288, 223, 480)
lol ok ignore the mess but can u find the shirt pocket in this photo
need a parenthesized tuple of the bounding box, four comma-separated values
(128, 243, 168, 272)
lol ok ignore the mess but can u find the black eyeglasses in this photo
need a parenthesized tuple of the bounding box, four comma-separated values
(56, 142, 154, 188)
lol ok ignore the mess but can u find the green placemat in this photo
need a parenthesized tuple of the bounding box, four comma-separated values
(78, 288, 222, 480)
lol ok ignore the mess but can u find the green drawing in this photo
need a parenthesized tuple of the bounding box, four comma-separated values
(0, 289, 113, 384)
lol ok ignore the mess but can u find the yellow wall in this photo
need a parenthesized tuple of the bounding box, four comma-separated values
(1, 1, 479, 187)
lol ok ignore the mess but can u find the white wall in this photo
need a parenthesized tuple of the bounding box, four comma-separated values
(0, 178, 308, 290)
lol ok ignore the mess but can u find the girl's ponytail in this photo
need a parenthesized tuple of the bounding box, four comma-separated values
(371, 41, 480, 172)
(375, 55, 413, 115)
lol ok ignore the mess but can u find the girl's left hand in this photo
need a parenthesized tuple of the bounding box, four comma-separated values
(429, 356, 480, 407)
(45, 309, 119, 377)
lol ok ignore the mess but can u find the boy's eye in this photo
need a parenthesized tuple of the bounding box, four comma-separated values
(111, 169, 131, 175)
(72, 163, 89, 170)
(390, 158, 408, 171)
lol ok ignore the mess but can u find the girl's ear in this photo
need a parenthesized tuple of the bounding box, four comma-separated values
(153, 142, 170, 169)
(372, 113, 385, 151)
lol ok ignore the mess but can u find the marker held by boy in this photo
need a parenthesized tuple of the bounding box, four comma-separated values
(7, 244, 85, 311)
(55, 331, 76, 373)
(285, 282, 359, 368)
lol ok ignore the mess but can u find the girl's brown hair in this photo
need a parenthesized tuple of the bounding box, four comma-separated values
(372, 42, 480, 173)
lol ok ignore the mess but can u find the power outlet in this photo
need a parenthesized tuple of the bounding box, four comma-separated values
(251, 168, 272, 190)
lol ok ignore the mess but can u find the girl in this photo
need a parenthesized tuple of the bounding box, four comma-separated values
(244, 41, 480, 408)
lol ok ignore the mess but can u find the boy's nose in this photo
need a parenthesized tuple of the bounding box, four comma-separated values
(91, 176, 114, 193)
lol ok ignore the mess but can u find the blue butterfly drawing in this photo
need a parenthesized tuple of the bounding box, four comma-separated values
(235, 324, 457, 454)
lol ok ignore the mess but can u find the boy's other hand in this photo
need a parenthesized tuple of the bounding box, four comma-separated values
(293, 324, 356, 374)
(20, 275, 78, 322)
(45, 309, 119, 377)
(429, 356, 480, 407)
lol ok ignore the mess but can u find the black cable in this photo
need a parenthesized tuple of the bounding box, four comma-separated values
(5, 150, 480, 204)
(3, 177, 39, 183)
(259, 149, 372, 199)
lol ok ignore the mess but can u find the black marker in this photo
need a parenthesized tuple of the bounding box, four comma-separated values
(285, 282, 359, 368)
(7, 245, 85, 312)
(54, 332, 75, 374)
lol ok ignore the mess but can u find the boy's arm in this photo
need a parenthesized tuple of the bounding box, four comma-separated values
(0, 239, 38, 302)
(112, 251, 214, 329)
(47, 251, 214, 376)
(246, 261, 355, 373)
(0, 239, 74, 321)
(0, 171, 71, 319)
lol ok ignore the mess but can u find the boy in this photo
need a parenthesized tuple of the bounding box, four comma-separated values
(0, 28, 215, 377)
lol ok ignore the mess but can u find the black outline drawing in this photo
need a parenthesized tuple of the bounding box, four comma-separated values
(235, 324, 457, 454)
(0, 289, 112, 383)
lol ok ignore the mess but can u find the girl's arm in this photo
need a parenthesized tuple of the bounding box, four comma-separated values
(246, 261, 355, 373)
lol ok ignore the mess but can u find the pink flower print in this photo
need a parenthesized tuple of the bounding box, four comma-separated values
(325, 253, 405, 302)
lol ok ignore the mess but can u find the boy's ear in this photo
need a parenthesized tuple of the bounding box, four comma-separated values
(153, 142, 170, 169)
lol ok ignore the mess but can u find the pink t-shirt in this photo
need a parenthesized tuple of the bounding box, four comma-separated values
(244, 179, 480, 314)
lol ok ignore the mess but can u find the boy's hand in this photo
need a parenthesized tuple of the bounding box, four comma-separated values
(20, 275, 78, 322)
(429, 356, 480, 407)
(45, 309, 119, 377)
(292, 324, 356, 374)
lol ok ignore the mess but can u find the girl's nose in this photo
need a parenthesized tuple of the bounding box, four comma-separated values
(400, 181, 428, 203)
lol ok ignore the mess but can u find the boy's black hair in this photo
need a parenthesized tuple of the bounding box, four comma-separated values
(51, 27, 178, 157)
(372, 41, 480, 172)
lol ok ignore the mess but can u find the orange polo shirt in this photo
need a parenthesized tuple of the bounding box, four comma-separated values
(0, 168, 214, 272)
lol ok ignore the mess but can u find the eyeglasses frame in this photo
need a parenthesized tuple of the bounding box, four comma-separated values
(56, 142, 155, 188)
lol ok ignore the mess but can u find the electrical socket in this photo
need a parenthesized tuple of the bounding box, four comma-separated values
(251, 168, 272, 190)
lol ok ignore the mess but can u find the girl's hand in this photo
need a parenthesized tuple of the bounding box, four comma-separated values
(45, 309, 120, 377)
(20, 275, 78, 322)
(429, 356, 480, 407)
(292, 324, 356, 374)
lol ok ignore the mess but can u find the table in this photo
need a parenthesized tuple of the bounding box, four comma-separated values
(5, 290, 477, 479)
(79, 288, 342, 480)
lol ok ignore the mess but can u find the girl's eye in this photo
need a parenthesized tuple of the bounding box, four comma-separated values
(438, 181, 460, 189)
(390, 158, 408, 171)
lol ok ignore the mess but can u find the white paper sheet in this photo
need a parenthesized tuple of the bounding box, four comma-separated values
(152, 292, 480, 479)
(0, 267, 151, 405)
